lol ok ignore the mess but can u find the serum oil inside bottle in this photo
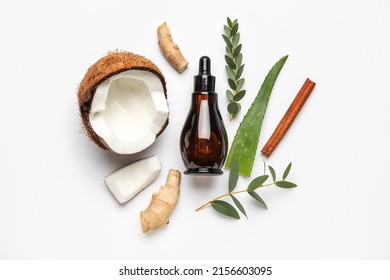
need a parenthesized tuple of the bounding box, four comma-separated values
(180, 56, 228, 175)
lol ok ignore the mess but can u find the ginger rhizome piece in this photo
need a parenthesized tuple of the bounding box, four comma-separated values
(157, 22, 188, 73)
(140, 169, 181, 233)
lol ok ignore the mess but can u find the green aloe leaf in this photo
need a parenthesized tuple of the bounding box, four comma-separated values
(247, 175, 269, 192)
(283, 163, 292, 180)
(228, 160, 239, 192)
(230, 195, 247, 218)
(225, 55, 288, 176)
(275, 181, 297, 188)
(248, 191, 268, 209)
(211, 200, 240, 219)
(268, 165, 276, 182)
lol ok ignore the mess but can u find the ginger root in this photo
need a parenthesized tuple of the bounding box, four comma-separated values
(157, 22, 188, 73)
(140, 169, 181, 233)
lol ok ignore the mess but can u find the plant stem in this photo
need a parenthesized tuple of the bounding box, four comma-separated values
(195, 182, 275, 212)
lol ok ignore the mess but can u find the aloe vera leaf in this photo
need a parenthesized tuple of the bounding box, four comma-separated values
(225, 55, 288, 177)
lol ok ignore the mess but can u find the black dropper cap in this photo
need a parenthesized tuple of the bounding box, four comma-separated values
(194, 56, 216, 92)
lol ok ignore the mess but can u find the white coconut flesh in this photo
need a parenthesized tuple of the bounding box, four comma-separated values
(104, 155, 162, 204)
(89, 70, 168, 154)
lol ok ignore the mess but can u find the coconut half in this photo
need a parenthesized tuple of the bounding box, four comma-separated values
(78, 51, 169, 154)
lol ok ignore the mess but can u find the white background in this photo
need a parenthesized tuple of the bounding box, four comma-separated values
(1, 0, 389, 260)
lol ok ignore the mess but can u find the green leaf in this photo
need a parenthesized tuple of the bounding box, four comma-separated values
(225, 65, 235, 80)
(235, 64, 245, 80)
(283, 162, 292, 180)
(275, 181, 297, 188)
(230, 195, 247, 218)
(236, 53, 243, 68)
(231, 23, 239, 36)
(227, 17, 233, 28)
(268, 165, 276, 182)
(248, 191, 268, 209)
(224, 25, 230, 37)
(228, 78, 236, 90)
(225, 55, 235, 69)
(226, 90, 234, 101)
(232, 19, 238, 26)
(263, 159, 266, 175)
(237, 78, 245, 90)
(226, 46, 233, 59)
(227, 102, 239, 115)
(232, 32, 240, 47)
(211, 200, 240, 219)
(225, 55, 289, 176)
(228, 160, 239, 192)
(222, 34, 232, 49)
(247, 175, 269, 192)
(233, 90, 246, 102)
(233, 44, 242, 58)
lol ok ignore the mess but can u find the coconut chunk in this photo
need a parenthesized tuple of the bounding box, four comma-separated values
(104, 155, 162, 204)
(89, 70, 169, 154)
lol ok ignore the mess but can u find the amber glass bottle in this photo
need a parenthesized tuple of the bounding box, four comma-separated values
(180, 56, 228, 175)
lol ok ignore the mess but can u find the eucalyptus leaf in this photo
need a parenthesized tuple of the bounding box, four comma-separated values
(227, 17, 233, 28)
(248, 191, 268, 209)
(228, 160, 239, 192)
(235, 64, 245, 80)
(224, 25, 230, 36)
(228, 78, 236, 90)
(230, 195, 247, 218)
(225, 55, 235, 69)
(226, 46, 233, 59)
(211, 200, 240, 219)
(233, 32, 240, 47)
(222, 34, 232, 49)
(233, 44, 242, 58)
(227, 102, 239, 115)
(247, 175, 269, 192)
(236, 53, 243, 68)
(225, 67, 235, 82)
(275, 181, 297, 188)
(268, 165, 276, 182)
(237, 78, 245, 90)
(231, 23, 239, 36)
(232, 19, 238, 26)
(283, 162, 292, 180)
(233, 90, 246, 102)
(226, 90, 234, 101)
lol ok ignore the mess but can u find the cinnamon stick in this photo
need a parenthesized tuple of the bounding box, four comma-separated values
(261, 78, 316, 157)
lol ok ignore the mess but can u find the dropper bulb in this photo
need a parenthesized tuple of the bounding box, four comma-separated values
(199, 56, 211, 75)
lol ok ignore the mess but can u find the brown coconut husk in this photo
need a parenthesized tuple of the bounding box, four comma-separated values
(77, 51, 168, 151)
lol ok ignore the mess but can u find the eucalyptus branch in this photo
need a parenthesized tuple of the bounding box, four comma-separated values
(196, 160, 297, 219)
(223, 17, 246, 120)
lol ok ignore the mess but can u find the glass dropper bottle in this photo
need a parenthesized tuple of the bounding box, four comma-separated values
(180, 56, 228, 175)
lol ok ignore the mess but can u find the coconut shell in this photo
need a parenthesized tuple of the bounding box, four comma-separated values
(77, 51, 168, 151)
